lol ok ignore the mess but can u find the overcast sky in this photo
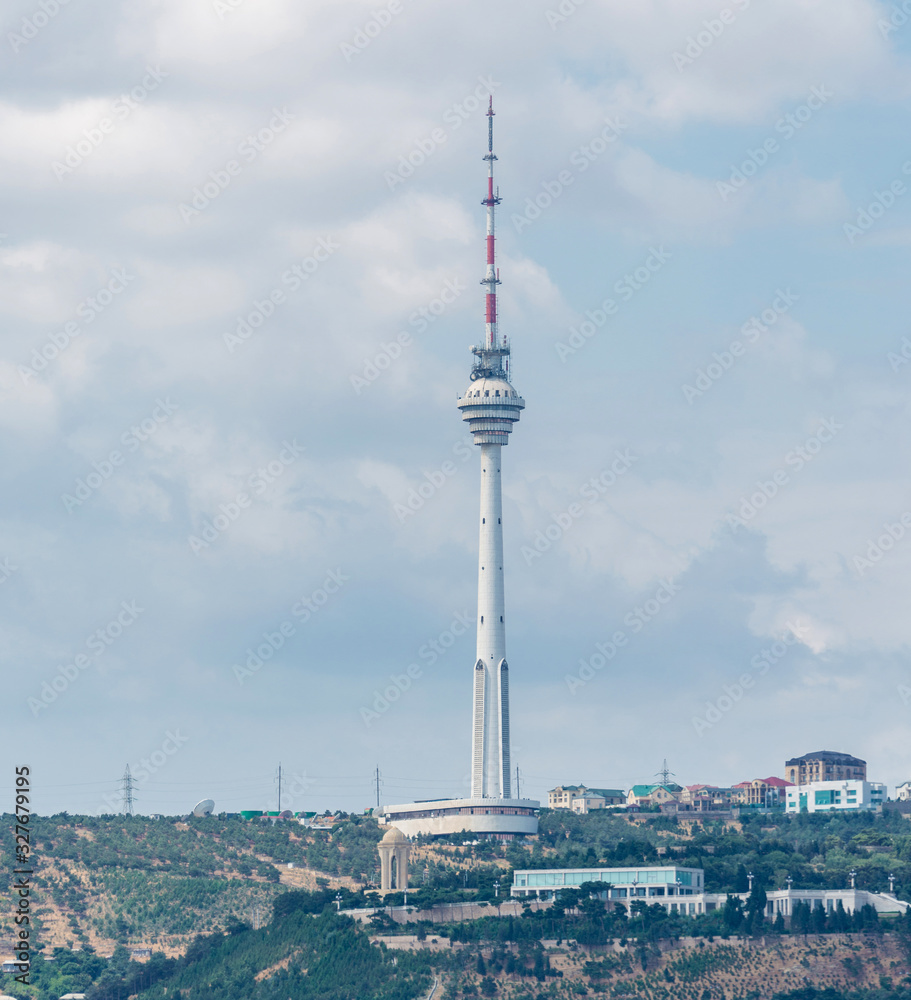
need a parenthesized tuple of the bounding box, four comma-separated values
(4, 0, 911, 817)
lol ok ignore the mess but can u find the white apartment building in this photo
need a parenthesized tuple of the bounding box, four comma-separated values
(785, 779, 885, 814)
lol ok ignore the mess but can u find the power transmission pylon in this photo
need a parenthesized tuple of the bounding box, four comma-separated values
(121, 765, 135, 816)
(655, 759, 675, 786)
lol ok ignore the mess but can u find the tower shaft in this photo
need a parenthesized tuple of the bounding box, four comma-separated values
(471, 442, 510, 798)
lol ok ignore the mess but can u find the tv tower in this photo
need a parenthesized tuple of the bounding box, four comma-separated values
(457, 98, 525, 800)
(379, 101, 538, 837)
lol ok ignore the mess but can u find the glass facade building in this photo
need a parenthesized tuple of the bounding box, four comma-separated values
(511, 866, 703, 898)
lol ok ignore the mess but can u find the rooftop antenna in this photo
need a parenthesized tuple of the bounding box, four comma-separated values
(656, 759, 675, 785)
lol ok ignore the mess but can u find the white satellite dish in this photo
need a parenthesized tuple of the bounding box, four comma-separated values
(193, 798, 215, 817)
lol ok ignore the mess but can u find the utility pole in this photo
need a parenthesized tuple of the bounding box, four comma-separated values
(375, 767, 381, 809)
(121, 765, 134, 816)
(276, 763, 282, 812)
(515, 765, 521, 799)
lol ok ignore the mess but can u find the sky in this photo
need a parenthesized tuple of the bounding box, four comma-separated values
(4, 0, 911, 817)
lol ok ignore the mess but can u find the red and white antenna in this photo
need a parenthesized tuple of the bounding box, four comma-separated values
(482, 96, 501, 353)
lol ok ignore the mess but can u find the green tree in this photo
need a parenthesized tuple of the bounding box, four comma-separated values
(722, 894, 743, 932)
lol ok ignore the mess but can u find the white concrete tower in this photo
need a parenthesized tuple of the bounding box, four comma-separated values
(457, 98, 524, 800)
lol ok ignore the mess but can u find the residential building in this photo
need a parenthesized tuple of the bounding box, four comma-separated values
(627, 784, 680, 807)
(733, 776, 793, 808)
(785, 779, 885, 814)
(548, 785, 581, 809)
(678, 785, 737, 811)
(896, 781, 911, 801)
(785, 751, 866, 786)
(548, 785, 625, 812)
(571, 789, 624, 814)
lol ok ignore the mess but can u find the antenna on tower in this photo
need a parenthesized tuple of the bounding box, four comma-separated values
(374, 766, 382, 809)
(656, 759, 675, 786)
(487, 93, 494, 152)
(121, 764, 135, 816)
(469, 93, 505, 378)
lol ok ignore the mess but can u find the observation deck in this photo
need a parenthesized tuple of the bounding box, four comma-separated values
(457, 376, 525, 446)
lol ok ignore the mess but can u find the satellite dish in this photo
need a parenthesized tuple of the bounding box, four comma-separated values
(193, 798, 215, 818)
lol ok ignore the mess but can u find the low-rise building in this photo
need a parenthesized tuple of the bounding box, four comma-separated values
(677, 785, 737, 811)
(511, 868, 908, 922)
(627, 784, 681, 807)
(733, 776, 792, 808)
(574, 789, 625, 813)
(785, 779, 884, 814)
(548, 785, 582, 809)
(548, 785, 624, 813)
(511, 865, 703, 899)
(785, 751, 866, 786)
(896, 781, 911, 801)
(547, 785, 626, 815)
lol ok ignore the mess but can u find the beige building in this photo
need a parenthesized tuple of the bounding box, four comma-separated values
(677, 785, 736, 811)
(732, 776, 793, 808)
(627, 784, 680, 807)
(548, 785, 624, 812)
(785, 751, 866, 787)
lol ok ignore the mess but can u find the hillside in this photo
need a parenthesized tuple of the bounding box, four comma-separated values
(6, 808, 911, 999)
(0, 812, 382, 955)
(9, 888, 911, 1000)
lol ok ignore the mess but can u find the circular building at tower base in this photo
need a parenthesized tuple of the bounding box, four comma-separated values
(378, 797, 539, 838)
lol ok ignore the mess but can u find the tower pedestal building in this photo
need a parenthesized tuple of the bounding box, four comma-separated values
(380, 99, 539, 839)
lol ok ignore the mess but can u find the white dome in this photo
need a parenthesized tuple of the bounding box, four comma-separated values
(460, 377, 520, 400)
